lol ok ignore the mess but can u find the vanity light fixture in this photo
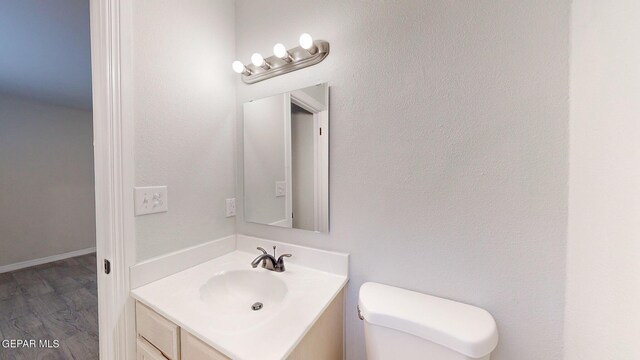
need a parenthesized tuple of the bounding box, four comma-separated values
(273, 43, 293, 62)
(232, 60, 252, 76)
(298, 33, 317, 54)
(251, 53, 271, 70)
(232, 33, 330, 84)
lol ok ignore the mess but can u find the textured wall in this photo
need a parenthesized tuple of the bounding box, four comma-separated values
(234, 1, 570, 359)
(0, 94, 95, 267)
(0, 0, 92, 109)
(243, 94, 287, 225)
(133, 0, 237, 261)
(564, 1, 640, 358)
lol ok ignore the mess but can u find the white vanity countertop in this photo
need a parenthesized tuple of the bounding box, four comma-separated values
(131, 247, 348, 360)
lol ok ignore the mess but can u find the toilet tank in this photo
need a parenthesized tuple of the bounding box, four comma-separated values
(358, 282, 498, 360)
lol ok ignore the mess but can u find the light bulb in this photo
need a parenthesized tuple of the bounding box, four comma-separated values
(299, 33, 314, 50)
(251, 53, 265, 67)
(273, 43, 288, 59)
(232, 60, 246, 74)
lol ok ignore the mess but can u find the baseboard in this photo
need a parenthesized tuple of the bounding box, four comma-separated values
(130, 234, 236, 289)
(0, 247, 97, 274)
(269, 219, 291, 227)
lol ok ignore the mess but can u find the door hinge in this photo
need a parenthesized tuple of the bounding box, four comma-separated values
(319, 127, 322, 136)
(104, 259, 111, 275)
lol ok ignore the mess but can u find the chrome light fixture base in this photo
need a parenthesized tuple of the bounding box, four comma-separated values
(241, 40, 329, 84)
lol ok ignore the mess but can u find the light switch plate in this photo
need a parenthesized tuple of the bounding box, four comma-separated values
(225, 198, 236, 217)
(275, 181, 286, 197)
(135, 186, 168, 216)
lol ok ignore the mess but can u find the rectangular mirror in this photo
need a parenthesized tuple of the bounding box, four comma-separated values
(243, 83, 329, 232)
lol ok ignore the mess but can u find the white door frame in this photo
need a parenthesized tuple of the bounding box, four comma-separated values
(90, 0, 136, 359)
(290, 90, 329, 232)
(283, 93, 293, 228)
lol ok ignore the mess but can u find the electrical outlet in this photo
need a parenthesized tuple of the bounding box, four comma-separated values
(225, 198, 236, 217)
(275, 181, 286, 197)
(134, 186, 168, 216)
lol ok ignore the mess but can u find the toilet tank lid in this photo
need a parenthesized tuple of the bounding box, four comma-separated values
(358, 282, 498, 358)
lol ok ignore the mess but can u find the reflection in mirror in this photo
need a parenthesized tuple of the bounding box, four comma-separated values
(243, 83, 329, 232)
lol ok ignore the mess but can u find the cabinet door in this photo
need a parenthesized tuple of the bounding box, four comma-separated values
(181, 331, 230, 360)
(137, 337, 169, 360)
(287, 289, 344, 360)
(136, 302, 180, 359)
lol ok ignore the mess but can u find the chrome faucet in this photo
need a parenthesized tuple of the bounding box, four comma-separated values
(251, 246, 292, 272)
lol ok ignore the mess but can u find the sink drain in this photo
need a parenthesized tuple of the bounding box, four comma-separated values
(251, 302, 263, 311)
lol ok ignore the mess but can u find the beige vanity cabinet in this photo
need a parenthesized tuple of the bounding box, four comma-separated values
(136, 302, 181, 359)
(285, 289, 344, 360)
(180, 331, 230, 360)
(135, 289, 344, 360)
(137, 337, 170, 360)
(136, 300, 230, 360)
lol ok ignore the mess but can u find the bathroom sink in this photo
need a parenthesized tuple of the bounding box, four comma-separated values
(199, 269, 288, 331)
(131, 242, 349, 359)
(200, 269, 287, 310)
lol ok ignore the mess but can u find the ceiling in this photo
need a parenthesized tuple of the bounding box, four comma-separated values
(0, 0, 92, 110)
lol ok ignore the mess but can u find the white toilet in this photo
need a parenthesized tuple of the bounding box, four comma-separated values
(359, 282, 499, 360)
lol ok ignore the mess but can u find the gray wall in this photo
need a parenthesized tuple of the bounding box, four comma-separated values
(133, 0, 237, 261)
(234, 1, 570, 359)
(0, 94, 95, 267)
(243, 94, 287, 225)
(565, 0, 640, 358)
(0, 0, 92, 110)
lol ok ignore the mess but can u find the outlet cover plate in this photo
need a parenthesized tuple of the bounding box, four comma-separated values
(135, 186, 168, 216)
(275, 181, 286, 197)
(225, 198, 236, 217)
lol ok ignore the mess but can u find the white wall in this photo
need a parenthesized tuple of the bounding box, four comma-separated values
(564, 1, 640, 358)
(133, 0, 237, 261)
(235, 1, 570, 359)
(243, 94, 287, 225)
(0, 94, 95, 267)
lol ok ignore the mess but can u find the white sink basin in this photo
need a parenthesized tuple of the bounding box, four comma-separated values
(200, 269, 287, 325)
(131, 244, 348, 360)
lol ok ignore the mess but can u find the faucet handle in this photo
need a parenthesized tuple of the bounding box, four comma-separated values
(256, 247, 268, 254)
(275, 253, 292, 272)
